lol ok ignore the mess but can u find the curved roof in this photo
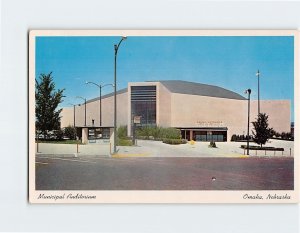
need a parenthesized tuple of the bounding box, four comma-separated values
(87, 88, 128, 104)
(86, 80, 246, 103)
(159, 80, 246, 100)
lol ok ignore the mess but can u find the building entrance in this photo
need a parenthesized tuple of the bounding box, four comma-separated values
(180, 127, 228, 142)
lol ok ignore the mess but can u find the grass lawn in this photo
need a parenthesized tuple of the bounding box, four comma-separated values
(117, 138, 133, 146)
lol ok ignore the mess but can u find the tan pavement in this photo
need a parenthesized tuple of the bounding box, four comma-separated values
(35, 139, 294, 158)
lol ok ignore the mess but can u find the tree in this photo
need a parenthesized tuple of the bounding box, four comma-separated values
(269, 128, 276, 138)
(35, 72, 65, 139)
(53, 129, 64, 140)
(252, 113, 273, 147)
(64, 126, 77, 140)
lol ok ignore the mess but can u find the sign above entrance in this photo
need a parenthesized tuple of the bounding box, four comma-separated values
(196, 121, 224, 127)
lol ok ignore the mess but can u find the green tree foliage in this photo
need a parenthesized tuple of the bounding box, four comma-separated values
(117, 126, 132, 146)
(35, 72, 65, 138)
(64, 126, 77, 140)
(53, 129, 64, 140)
(163, 127, 181, 139)
(252, 113, 273, 147)
(136, 126, 181, 140)
(117, 125, 128, 139)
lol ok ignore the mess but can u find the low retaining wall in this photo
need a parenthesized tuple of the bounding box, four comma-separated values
(35, 143, 111, 156)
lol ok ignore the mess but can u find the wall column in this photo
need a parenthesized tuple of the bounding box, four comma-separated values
(189, 130, 193, 141)
(110, 128, 115, 155)
(82, 128, 88, 144)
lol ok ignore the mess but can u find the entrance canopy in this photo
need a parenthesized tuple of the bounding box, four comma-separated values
(178, 127, 228, 131)
(178, 127, 228, 142)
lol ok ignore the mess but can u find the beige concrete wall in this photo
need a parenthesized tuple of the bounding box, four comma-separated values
(157, 83, 172, 127)
(84, 100, 99, 126)
(250, 100, 291, 134)
(170, 93, 291, 140)
(60, 92, 128, 128)
(100, 92, 128, 127)
(170, 93, 248, 140)
(60, 107, 74, 127)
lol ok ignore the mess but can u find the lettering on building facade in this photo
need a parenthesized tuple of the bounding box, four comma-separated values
(196, 121, 224, 127)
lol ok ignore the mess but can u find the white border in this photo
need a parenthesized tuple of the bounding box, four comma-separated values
(29, 30, 299, 204)
(1, 0, 300, 232)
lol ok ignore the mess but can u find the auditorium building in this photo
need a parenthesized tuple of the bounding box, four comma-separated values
(60, 80, 291, 142)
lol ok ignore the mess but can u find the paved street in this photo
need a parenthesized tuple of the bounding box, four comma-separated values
(36, 156, 294, 190)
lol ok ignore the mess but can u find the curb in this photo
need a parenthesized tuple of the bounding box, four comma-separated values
(35, 153, 110, 158)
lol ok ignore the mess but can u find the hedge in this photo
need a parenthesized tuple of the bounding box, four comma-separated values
(136, 126, 181, 140)
(162, 139, 187, 145)
(241, 145, 284, 151)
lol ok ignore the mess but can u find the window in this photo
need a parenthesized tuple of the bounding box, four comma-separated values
(102, 128, 110, 139)
(131, 86, 156, 127)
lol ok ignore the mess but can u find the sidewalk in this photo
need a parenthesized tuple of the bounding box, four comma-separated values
(117, 139, 294, 158)
(35, 139, 294, 158)
(35, 143, 111, 157)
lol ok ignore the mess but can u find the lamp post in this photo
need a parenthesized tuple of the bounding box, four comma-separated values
(100, 84, 114, 126)
(86, 81, 114, 127)
(85, 81, 101, 126)
(113, 36, 127, 154)
(244, 89, 252, 155)
(256, 69, 260, 115)
(76, 96, 86, 126)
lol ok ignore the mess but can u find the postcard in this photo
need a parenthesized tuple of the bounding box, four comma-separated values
(29, 30, 299, 203)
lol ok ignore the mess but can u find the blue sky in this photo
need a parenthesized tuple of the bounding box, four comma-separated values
(36, 36, 294, 121)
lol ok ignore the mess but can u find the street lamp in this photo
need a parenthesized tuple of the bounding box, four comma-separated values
(85, 81, 114, 127)
(76, 96, 86, 126)
(244, 88, 252, 155)
(256, 69, 260, 115)
(113, 36, 127, 154)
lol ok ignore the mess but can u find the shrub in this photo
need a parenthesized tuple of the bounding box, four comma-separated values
(270, 129, 276, 137)
(136, 126, 181, 140)
(231, 134, 254, 142)
(281, 132, 292, 140)
(64, 126, 77, 140)
(208, 141, 217, 148)
(281, 132, 287, 139)
(241, 145, 284, 151)
(118, 125, 128, 139)
(136, 126, 152, 139)
(163, 128, 181, 139)
(162, 138, 187, 145)
(151, 127, 162, 140)
(117, 138, 133, 146)
(53, 129, 64, 140)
